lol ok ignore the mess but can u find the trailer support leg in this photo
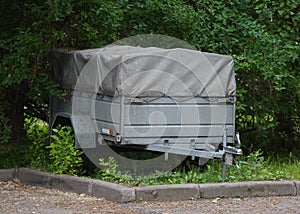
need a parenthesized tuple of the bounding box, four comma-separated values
(164, 152, 168, 161)
(222, 125, 228, 181)
(222, 160, 226, 181)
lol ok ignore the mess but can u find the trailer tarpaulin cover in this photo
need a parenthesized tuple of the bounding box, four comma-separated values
(52, 45, 236, 97)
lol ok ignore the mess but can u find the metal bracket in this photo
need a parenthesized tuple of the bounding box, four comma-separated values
(222, 126, 244, 180)
(146, 144, 224, 159)
(224, 153, 234, 165)
(235, 132, 241, 148)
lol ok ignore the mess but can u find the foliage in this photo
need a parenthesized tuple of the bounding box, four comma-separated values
(47, 126, 84, 175)
(25, 117, 50, 170)
(226, 150, 293, 181)
(0, 144, 28, 169)
(0, 116, 48, 169)
(265, 152, 300, 180)
(0, 119, 86, 175)
(92, 150, 297, 186)
(0, 110, 11, 145)
(93, 157, 135, 185)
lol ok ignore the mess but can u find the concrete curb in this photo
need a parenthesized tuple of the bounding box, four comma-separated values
(199, 181, 297, 198)
(295, 181, 300, 196)
(12, 168, 135, 203)
(0, 168, 299, 202)
(135, 184, 200, 201)
(0, 168, 15, 181)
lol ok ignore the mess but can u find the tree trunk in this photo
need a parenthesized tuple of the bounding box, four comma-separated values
(5, 87, 26, 145)
(275, 112, 294, 152)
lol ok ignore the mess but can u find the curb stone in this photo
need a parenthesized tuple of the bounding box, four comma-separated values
(199, 181, 297, 198)
(134, 184, 200, 201)
(48, 174, 92, 194)
(13, 168, 134, 203)
(295, 181, 300, 196)
(91, 179, 135, 203)
(15, 168, 51, 187)
(0, 169, 15, 181)
(1, 168, 299, 202)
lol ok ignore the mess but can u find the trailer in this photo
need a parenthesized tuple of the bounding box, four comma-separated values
(50, 45, 242, 176)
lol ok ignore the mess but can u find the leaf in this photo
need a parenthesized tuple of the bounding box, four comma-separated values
(212, 197, 221, 203)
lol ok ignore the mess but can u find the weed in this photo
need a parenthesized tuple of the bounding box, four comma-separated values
(91, 150, 298, 186)
(226, 149, 294, 181)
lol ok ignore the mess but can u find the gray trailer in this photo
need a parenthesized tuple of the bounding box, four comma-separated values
(50, 45, 242, 176)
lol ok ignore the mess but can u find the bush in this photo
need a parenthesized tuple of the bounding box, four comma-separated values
(47, 125, 84, 175)
(0, 144, 28, 169)
(25, 117, 50, 170)
(0, 110, 11, 145)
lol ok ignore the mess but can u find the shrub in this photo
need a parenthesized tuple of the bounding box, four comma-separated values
(25, 117, 50, 170)
(47, 125, 84, 175)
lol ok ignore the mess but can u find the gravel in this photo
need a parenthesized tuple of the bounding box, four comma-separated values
(1, 180, 300, 214)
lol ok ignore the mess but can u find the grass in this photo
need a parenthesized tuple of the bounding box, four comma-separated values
(90, 150, 300, 186)
(286, 164, 300, 180)
(265, 153, 300, 180)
